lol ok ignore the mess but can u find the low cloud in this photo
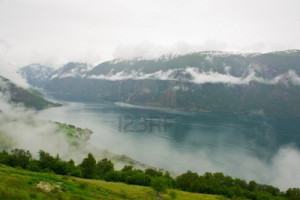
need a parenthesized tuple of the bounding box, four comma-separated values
(101, 122, 300, 190)
(88, 67, 300, 86)
(125, 127, 300, 190)
(0, 93, 89, 162)
(113, 41, 229, 60)
(113, 41, 293, 60)
(89, 69, 175, 81)
(0, 63, 29, 88)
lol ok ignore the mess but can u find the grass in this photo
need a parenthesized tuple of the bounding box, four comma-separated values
(0, 164, 226, 200)
(55, 122, 92, 139)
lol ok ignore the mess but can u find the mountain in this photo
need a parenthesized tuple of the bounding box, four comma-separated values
(19, 62, 89, 88)
(19, 64, 55, 88)
(0, 76, 61, 110)
(20, 50, 300, 118)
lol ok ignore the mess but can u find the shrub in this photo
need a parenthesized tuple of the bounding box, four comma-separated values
(169, 191, 177, 199)
(151, 177, 168, 196)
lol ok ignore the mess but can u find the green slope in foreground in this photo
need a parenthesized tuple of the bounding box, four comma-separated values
(0, 165, 225, 200)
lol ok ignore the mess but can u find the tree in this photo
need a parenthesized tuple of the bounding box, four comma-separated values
(151, 177, 168, 196)
(175, 170, 199, 191)
(163, 171, 175, 188)
(145, 168, 163, 177)
(104, 171, 121, 182)
(125, 172, 151, 186)
(121, 165, 133, 172)
(26, 160, 41, 172)
(68, 159, 75, 166)
(0, 150, 10, 165)
(65, 159, 82, 177)
(9, 149, 32, 168)
(248, 180, 257, 191)
(286, 188, 300, 200)
(39, 150, 56, 170)
(96, 158, 114, 178)
(80, 153, 96, 179)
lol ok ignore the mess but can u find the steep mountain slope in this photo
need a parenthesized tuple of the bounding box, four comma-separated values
(86, 50, 300, 81)
(19, 62, 89, 88)
(0, 76, 61, 110)
(19, 64, 55, 88)
(20, 50, 300, 118)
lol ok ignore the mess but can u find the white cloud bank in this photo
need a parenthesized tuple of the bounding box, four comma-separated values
(0, 91, 90, 162)
(112, 41, 297, 60)
(89, 68, 300, 85)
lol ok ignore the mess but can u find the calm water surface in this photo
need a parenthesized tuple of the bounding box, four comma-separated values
(36, 100, 300, 187)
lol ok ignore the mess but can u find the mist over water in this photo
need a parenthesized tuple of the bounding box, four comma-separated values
(35, 99, 300, 190)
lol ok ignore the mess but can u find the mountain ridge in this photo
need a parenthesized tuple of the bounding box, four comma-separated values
(19, 50, 300, 118)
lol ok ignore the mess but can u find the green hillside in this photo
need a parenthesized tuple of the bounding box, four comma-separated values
(0, 76, 61, 110)
(1, 149, 296, 200)
(0, 165, 223, 200)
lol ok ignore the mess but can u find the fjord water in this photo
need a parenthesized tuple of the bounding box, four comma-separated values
(36, 100, 300, 189)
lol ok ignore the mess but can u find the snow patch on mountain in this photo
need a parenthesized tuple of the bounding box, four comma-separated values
(50, 63, 89, 79)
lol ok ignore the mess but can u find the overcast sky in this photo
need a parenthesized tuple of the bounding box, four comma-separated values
(0, 0, 300, 70)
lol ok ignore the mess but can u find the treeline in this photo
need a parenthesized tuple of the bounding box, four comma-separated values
(175, 171, 300, 200)
(0, 149, 299, 200)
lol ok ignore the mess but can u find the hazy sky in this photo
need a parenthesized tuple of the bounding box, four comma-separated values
(0, 0, 300, 68)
